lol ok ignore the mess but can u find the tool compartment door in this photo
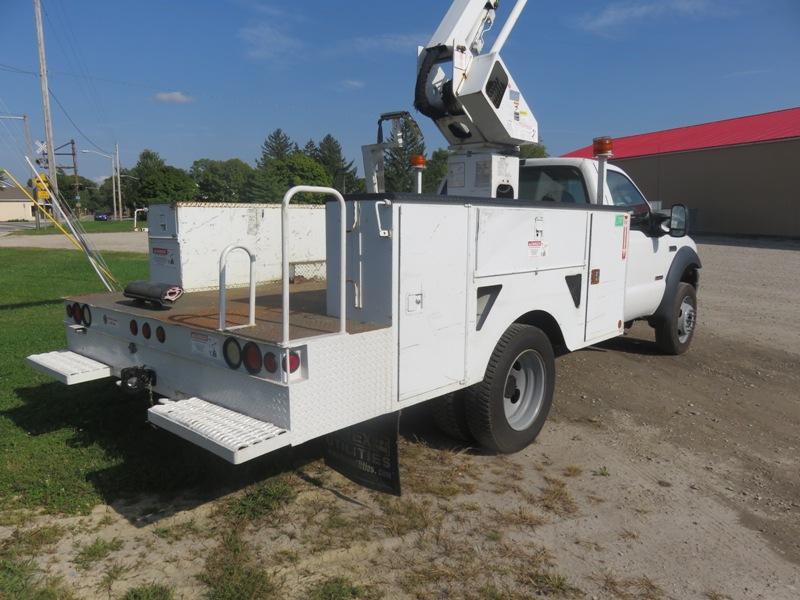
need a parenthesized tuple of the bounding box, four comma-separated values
(398, 204, 469, 401)
(585, 212, 628, 343)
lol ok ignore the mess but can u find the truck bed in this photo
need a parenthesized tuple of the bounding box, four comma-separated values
(70, 281, 386, 344)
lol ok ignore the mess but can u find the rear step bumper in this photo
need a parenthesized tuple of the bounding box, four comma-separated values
(148, 397, 291, 464)
(26, 350, 112, 385)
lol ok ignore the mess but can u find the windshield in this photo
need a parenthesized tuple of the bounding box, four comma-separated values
(607, 170, 649, 209)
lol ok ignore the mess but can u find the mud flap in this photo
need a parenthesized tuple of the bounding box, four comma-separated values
(324, 412, 401, 496)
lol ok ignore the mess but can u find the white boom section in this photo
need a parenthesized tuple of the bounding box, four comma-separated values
(415, 0, 537, 199)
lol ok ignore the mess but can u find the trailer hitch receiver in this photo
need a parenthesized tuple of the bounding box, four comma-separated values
(119, 367, 157, 395)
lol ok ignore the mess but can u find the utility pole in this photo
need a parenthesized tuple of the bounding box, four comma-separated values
(55, 139, 79, 210)
(115, 142, 122, 219)
(33, 0, 59, 200)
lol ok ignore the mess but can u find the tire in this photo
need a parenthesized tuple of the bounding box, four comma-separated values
(655, 282, 697, 355)
(431, 391, 473, 442)
(465, 324, 555, 454)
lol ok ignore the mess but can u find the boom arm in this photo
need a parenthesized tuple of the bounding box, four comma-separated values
(415, 0, 538, 150)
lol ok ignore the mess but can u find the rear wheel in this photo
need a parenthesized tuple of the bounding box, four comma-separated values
(431, 391, 472, 442)
(655, 282, 697, 355)
(465, 324, 555, 454)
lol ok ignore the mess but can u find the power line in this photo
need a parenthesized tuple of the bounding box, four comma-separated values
(49, 89, 108, 154)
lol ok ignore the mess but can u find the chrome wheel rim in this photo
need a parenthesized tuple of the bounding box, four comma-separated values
(677, 297, 696, 344)
(503, 349, 546, 432)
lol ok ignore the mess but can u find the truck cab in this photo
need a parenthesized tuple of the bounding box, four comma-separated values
(520, 158, 700, 351)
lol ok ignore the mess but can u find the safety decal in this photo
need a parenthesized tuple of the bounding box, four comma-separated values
(615, 215, 625, 227)
(191, 332, 219, 360)
(528, 240, 548, 258)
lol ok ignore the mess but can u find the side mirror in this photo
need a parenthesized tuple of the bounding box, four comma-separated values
(669, 204, 688, 237)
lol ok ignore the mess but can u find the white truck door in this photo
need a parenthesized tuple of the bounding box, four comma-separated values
(584, 211, 627, 343)
(604, 169, 668, 321)
(398, 203, 469, 401)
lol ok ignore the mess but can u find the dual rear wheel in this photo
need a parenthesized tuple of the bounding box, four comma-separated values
(431, 324, 555, 454)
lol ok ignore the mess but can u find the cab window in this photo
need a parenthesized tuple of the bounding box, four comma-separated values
(519, 166, 589, 204)
(607, 170, 649, 212)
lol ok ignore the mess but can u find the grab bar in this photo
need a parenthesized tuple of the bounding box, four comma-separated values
(218, 245, 256, 331)
(282, 186, 346, 346)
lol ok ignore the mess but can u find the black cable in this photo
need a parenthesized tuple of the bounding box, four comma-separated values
(49, 89, 109, 154)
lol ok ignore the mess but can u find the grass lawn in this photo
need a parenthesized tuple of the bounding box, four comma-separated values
(0, 247, 264, 516)
(13, 219, 137, 235)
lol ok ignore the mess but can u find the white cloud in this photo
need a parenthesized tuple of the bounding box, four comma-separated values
(154, 91, 194, 104)
(578, 0, 723, 34)
(340, 79, 365, 90)
(239, 23, 304, 60)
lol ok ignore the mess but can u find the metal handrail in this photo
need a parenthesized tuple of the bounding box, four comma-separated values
(218, 244, 256, 331)
(282, 186, 346, 345)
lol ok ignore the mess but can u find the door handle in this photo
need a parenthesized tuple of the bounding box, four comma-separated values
(375, 200, 392, 238)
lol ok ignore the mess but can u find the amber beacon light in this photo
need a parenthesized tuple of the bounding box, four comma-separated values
(592, 136, 614, 157)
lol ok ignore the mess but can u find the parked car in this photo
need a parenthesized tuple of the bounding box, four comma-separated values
(94, 212, 110, 222)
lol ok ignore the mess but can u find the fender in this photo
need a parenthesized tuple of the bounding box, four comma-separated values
(652, 246, 702, 321)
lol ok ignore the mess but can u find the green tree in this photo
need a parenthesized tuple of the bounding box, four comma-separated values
(245, 153, 332, 204)
(56, 171, 102, 211)
(258, 128, 297, 167)
(302, 139, 320, 161)
(128, 149, 196, 206)
(384, 119, 425, 193)
(423, 149, 449, 193)
(190, 158, 253, 202)
(317, 134, 358, 194)
(519, 143, 548, 159)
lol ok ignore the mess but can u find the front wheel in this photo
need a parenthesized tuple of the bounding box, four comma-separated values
(655, 282, 697, 355)
(465, 324, 555, 454)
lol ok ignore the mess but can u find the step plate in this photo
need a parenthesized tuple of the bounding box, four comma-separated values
(148, 397, 290, 464)
(26, 350, 112, 385)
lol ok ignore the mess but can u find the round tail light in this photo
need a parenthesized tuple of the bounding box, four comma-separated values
(283, 351, 301, 374)
(81, 304, 92, 327)
(242, 342, 262, 374)
(129, 320, 138, 335)
(223, 338, 242, 369)
(156, 326, 166, 343)
(142, 322, 152, 339)
(263, 352, 277, 373)
(71, 302, 83, 325)
(66, 304, 73, 319)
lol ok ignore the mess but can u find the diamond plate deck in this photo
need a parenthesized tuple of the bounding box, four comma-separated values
(148, 397, 291, 464)
(71, 281, 386, 344)
(26, 350, 112, 385)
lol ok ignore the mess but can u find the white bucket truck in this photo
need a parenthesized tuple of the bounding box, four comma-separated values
(26, 0, 699, 489)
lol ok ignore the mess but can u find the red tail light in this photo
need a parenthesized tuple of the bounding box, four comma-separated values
(142, 322, 152, 339)
(283, 351, 301, 374)
(156, 326, 166, 343)
(242, 342, 262, 375)
(263, 352, 277, 373)
(129, 320, 138, 335)
(72, 303, 83, 325)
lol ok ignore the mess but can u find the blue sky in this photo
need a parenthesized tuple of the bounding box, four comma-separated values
(1, 0, 798, 182)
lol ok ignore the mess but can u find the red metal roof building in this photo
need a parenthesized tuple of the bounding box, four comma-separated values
(564, 108, 800, 237)
(564, 107, 800, 160)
